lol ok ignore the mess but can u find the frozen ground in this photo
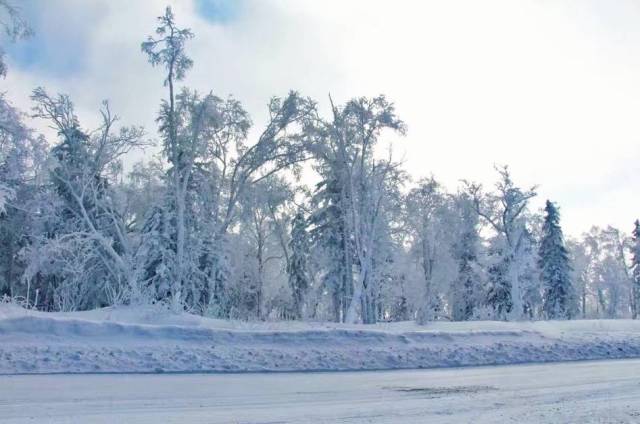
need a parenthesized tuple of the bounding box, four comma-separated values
(1, 359, 639, 423)
(2, 304, 640, 373)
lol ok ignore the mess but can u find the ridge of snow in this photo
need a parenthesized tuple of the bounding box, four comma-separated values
(2, 304, 640, 374)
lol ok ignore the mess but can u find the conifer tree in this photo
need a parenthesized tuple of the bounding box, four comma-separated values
(486, 251, 512, 320)
(450, 194, 481, 321)
(539, 200, 573, 319)
(287, 210, 310, 319)
(137, 205, 175, 302)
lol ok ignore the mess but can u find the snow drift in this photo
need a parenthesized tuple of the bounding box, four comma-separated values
(2, 304, 640, 374)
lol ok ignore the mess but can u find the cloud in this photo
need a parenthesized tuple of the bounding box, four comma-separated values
(4, 0, 640, 235)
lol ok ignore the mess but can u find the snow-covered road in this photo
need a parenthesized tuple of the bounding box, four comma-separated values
(2, 359, 639, 423)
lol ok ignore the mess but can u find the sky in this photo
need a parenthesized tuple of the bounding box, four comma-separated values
(3, 0, 640, 236)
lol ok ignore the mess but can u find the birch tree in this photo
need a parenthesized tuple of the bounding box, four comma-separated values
(405, 177, 454, 323)
(309, 95, 405, 323)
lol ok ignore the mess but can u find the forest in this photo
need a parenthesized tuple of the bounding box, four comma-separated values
(1, 5, 640, 324)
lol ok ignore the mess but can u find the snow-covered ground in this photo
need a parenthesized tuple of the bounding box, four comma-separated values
(1, 359, 639, 423)
(2, 303, 640, 374)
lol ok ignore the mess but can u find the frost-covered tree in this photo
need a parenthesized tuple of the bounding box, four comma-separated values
(141, 7, 196, 311)
(575, 226, 631, 318)
(449, 193, 482, 321)
(364, 167, 407, 323)
(309, 175, 352, 322)
(235, 177, 294, 319)
(0, 4, 34, 294)
(287, 210, 310, 319)
(518, 227, 542, 319)
(485, 243, 512, 320)
(137, 205, 174, 302)
(405, 177, 456, 323)
(0, 94, 46, 303)
(142, 8, 314, 313)
(566, 238, 591, 318)
(465, 166, 537, 320)
(309, 95, 405, 323)
(24, 89, 146, 309)
(538, 200, 573, 319)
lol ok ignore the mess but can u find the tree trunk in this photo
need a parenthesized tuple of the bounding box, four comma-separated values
(582, 286, 587, 319)
(172, 184, 185, 312)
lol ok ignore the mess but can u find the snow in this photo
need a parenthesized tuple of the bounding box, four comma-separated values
(2, 303, 640, 374)
(2, 359, 640, 423)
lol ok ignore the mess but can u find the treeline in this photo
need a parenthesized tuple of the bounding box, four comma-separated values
(1, 7, 639, 322)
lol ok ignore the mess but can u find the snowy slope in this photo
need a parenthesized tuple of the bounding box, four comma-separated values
(1, 304, 640, 374)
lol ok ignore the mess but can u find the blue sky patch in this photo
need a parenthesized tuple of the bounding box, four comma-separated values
(3, 0, 87, 77)
(195, 0, 243, 24)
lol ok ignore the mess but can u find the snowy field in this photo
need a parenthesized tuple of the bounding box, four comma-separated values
(2, 304, 640, 374)
(1, 359, 640, 423)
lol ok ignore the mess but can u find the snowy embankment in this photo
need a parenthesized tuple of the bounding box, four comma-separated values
(2, 304, 640, 374)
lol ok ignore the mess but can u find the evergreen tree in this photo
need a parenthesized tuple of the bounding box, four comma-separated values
(309, 176, 352, 322)
(287, 210, 310, 319)
(631, 220, 640, 319)
(450, 194, 481, 321)
(539, 200, 573, 319)
(137, 205, 175, 302)
(486, 249, 512, 320)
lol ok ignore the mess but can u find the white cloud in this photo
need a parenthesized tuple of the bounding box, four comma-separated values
(5, 0, 640, 235)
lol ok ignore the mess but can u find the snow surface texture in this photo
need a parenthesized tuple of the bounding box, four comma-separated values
(3, 360, 640, 423)
(2, 304, 640, 374)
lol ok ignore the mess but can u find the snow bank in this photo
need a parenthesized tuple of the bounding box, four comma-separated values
(2, 304, 640, 374)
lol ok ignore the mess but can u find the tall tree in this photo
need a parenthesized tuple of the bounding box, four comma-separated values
(309, 95, 405, 323)
(141, 7, 194, 311)
(142, 8, 314, 313)
(538, 200, 573, 319)
(405, 177, 454, 323)
(0, 93, 45, 302)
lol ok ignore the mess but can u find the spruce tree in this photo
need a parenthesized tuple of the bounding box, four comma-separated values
(287, 210, 310, 319)
(137, 205, 175, 302)
(631, 220, 640, 319)
(309, 177, 352, 322)
(486, 251, 512, 320)
(539, 200, 573, 319)
(451, 195, 481, 321)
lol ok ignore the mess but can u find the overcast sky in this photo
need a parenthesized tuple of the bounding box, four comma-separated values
(4, 0, 640, 236)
